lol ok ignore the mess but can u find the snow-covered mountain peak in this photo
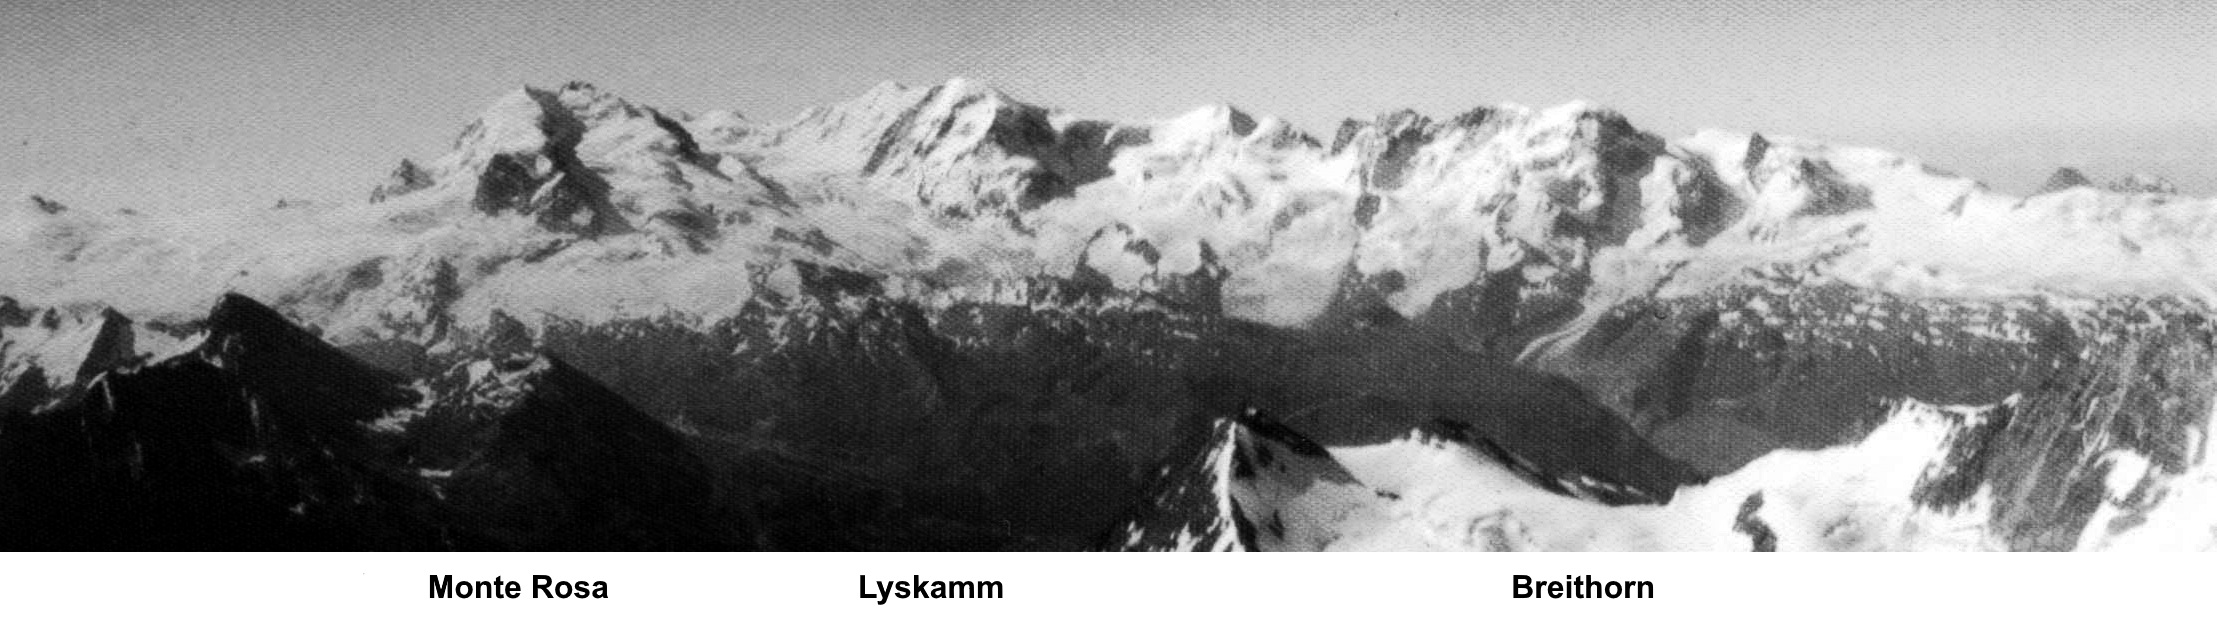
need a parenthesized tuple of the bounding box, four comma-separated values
(762, 78, 1035, 161)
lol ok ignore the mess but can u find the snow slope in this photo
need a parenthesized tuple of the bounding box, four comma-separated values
(1122, 398, 2014, 551)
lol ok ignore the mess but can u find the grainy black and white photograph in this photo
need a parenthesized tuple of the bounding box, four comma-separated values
(2, 0, 2213, 552)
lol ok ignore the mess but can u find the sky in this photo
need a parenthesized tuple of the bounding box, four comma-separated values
(4, 0, 2213, 213)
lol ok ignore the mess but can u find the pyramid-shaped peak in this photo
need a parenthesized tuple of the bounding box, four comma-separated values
(66, 307, 136, 381)
(2036, 167, 2095, 194)
(3, 305, 139, 384)
(198, 293, 383, 375)
(203, 293, 318, 346)
(196, 293, 413, 413)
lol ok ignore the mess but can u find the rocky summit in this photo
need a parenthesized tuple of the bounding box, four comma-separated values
(4, 79, 2215, 550)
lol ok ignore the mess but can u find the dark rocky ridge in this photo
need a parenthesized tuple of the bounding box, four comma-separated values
(0, 294, 745, 550)
(1530, 283, 2201, 475)
(1, 267, 1708, 550)
(1977, 323, 2217, 550)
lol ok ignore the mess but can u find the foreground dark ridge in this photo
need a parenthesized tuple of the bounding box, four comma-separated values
(0, 294, 738, 550)
(0, 287, 1705, 550)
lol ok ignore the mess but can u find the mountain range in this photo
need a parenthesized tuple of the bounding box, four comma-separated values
(4, 79, 2213, 550)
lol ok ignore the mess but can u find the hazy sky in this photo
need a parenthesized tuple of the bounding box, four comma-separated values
(4, 0, 2212, 213)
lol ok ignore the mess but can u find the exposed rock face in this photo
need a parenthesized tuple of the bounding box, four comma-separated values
(460, 86, 628, 235)
(1983, 324, 2217, 550)
(0, 297, 29, 326)
(1524, 284, 2093, 473)
(367, 159, 435, 203)
(2037, 167, 2095, 193)
(26, 195, 66, 214)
